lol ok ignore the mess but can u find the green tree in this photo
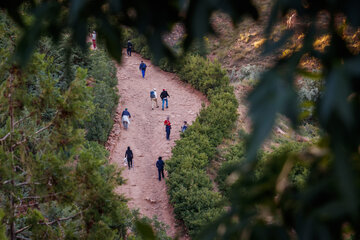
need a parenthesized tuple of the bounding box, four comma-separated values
(0, 13, 132, 240)
(1, 0, 360, 239)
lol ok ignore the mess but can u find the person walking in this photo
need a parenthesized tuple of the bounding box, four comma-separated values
(139, 61, 147, 78)
(92, 31, 97, 49)
(121, 108, 131, 129)
(156, 157, 165, 181)
(164, 116, 171, 140)
(127, 40, 133, 56)
(125, 146, 133, 169)
(160, 89, 170, 110)
(150, 88, 159, 110)
(181, 121, 188, 132)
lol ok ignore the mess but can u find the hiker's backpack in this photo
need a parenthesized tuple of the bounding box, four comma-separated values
(150, 91, 155, 98)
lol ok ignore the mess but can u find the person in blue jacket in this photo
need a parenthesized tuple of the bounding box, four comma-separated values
(121, 108, 131, 118)
(139, 61, 147, 78)
(156, 156, 165, 181)
(181, 121, 188, 132)
(121, 108, 131, 129)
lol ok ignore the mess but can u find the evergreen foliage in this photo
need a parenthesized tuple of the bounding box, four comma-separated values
(0, 13, 147, 239)
(1, 0, 360, 239)
(85, 50, 119, 144)
(36, 36, 119, 144)
(216, 141, 309, 199)
(166, 55, 238, 237)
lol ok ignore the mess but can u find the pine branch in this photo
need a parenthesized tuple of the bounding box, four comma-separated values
(2, 179, 12, 185)
(14, 212, 81, 236)
(0, 132, 10, 142)
(14, 113, 35, 127)
(35, 122, 53, 135)
(21, 192, 62, 200)
(11, 138, 27, 149)
(15, 181, 40, 187)
(11, 111, 58, 149)
(43, 212, 82, 225)
(15, 226, 30, 235)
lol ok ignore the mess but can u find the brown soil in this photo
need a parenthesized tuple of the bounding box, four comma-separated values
(107, 51, 207, 238)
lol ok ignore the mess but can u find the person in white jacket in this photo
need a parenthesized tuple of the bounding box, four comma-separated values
(150, 88, 159, 110)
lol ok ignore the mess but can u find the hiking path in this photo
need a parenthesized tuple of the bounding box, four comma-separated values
(107, 51, 207, 238)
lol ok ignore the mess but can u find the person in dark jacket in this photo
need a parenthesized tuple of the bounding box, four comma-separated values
(121, 108, 131, 118)
(139, 61, 147, 78)
(125, 146, 133, 169)
(127, 40, 133, 56)
(156, 156, 165, 181)
(160, 89, 170, 110)
(164, 116, 171, 140)
(121, 108, 131, 129)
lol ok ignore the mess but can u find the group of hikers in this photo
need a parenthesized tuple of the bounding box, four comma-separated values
(150, 88, 170, 110)
(121, 60, 188, 181)
(124, 146, 166, 181)
(123, 114, 187, 181)
(100, 37, 188, 181)
(90, 32, 183, 180)
(121, 98, 188, 139)
(121, 87, 173, 128)
(126, 40, 148, 79)
(124, 147, 166, 181)
(163, 116, 187, 140)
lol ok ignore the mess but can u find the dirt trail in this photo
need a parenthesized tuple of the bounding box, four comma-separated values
(107, 51, 207, 238)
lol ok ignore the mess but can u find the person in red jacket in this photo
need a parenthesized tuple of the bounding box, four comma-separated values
(164, 116, 171, 140)
(92, 31, 97, 49)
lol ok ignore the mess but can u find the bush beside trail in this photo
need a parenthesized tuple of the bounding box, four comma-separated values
(165, 55, 238, 237)
(85, 50, 119, 143)
(37, 37, 119, 144)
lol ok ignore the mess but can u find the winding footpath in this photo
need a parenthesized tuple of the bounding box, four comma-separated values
(107, 52, 207, 238)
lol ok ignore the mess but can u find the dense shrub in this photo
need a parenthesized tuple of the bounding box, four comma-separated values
(216, 143, 247, 197)
(177, 55, 228, 94)
(122, 28, 152, 59)
(166, 55, 238, 237)
(157, 57, 178, 73)
(254, 142, 310, 184)
(36, 36, 118, 144)
(85, 50, 119, 143)
(216, 141, 309, 199)
(88, 50, 117, 88)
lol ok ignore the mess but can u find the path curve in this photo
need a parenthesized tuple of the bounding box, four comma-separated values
(107, 51, 207, 238)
